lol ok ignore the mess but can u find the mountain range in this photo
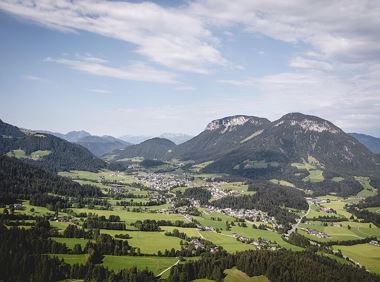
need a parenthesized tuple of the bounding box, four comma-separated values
(37, 130, 130, 156)
(108, 138, 176, 161)
(105, 113, 380, 180)
(40, 130, 192, 156)
(120, 133, 193, 145)
(2, 114, 380, 182)
(0, 120, 106, 172)
(349, 133, 380, 154)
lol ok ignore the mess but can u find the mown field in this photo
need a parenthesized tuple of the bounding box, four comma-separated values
(51, 237, 90, 249)
(299, 221, 380, 242)
(100, 230, 183, 254)
(192, 269, 269, 282)
(332, 243, 380, 274)
(51, 254, 178, 275)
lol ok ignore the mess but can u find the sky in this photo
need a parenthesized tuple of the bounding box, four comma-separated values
(0, 0, 379, 137)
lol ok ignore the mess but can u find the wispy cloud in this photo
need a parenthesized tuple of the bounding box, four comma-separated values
(44, 56, 178, 84)
(289, 56, 333, 71)
(220, 69, 380, 133)
(190, 0, 380, 66)
(175, 85, 195, 91)
(88, 88, 111, 94)
(23, 75, 46, 81)
(0, 0, 226, 74)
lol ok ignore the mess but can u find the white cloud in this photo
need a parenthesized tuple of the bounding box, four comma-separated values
(190, 0, 380, 65)
(44, 56, 178, 84)
(289, 56, 333, 71)
(0, 0, 226, 74)
(88, 88, 111, 94)
(23, 75, 46, 81)
(220, 69, 380, 133)
(2, 0, 380, 135)
(175, 85, 195, 91)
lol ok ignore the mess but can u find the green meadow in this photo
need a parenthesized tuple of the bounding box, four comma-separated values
(199, 231, 255, 253)
(224, 269, 269, 282)
(51, 237, 91, 249)
(355, 176, 377, 198)
(51, 254, 178, 275)
(70, 207, 184, 224)
(332, 244, 380, 274)
(100, 230, 182, 254)
(299, 221, 380, 242)
(102, 255, 178, 274)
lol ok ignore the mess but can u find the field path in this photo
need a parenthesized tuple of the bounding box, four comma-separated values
(217, 232, 234, 238)
(197, 230, 205, 239)
(181, 215, 192, 222)
(156, 259, 180, 277)
(286, 201, 311, 237)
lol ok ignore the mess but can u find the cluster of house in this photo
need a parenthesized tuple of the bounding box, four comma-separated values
(369, 240, 380, 247)
(51, 215, 72, 223)
(135, 173, 188, 190)
(205, 206, 277, 227)
(319, 206, 335, 213)
(189, 238, 220, 253)
(306, 197, 336, 213)
(232, 233, 278, 250)
(12, 203, 26, 210)
(300, 227, 328, 238)
(209, 187, 228, 200)
(306, 197, 331, 205)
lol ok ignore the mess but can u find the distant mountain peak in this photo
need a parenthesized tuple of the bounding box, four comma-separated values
(275, 113, 341, 134)
(205, 115, 269, 133)
(141, 137, 175, 146)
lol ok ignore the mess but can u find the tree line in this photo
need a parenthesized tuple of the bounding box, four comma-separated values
(168, 249, 380, 282)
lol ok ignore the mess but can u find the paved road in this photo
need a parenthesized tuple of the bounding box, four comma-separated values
(286, 201, 311, 237)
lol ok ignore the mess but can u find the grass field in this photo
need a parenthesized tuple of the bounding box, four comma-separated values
(70, 208, 184, 224)
(222, 226, 303, 251)
(218, 182, 250, 193)
(51, 254, 177, 275)
(193, 212, 237, 230)
(270, 179, 295, 187)
(332, 244, 380, 274)
(303, 169, 324, 183)
(299, 221, 380, 242)
(332, 176, 344, 182)
(291, 162, 317, 170)
(49, 221, 72, 232)
(58, 170, 137, 184)
(6, 149, 51, 160)
(192, 161, 214, 172)
(224, 269, 269, 282)
(291, 162, 324, 183)
(317, 251, 352, 265)
(51, 254, 86, 265)
(320, 200, 353, 219)
(51, 237, 90, 249)
(355, 176, 377, 198)
(74, 179, 109, 189)
(161, 226, 201, 237)
(306, 202, 335, 219)
(199, 231, 255, 253)
(100, 230, 182, 254)
(30, 150, 51, 159)
(103, 255, 177, 274)
(367, 207, 380, 214)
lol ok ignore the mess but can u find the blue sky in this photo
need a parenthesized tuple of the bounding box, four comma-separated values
(0, 0, 379, 137)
